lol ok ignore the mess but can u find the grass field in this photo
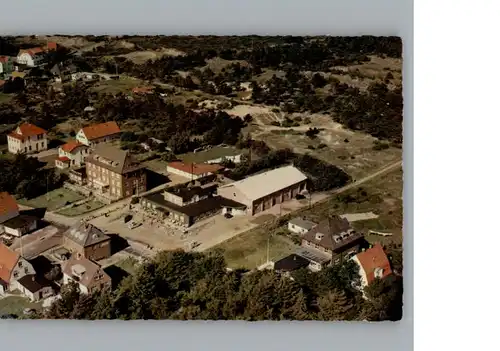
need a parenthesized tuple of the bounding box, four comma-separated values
(215, 228, 297, 269)
(178, 146, 245, 163)
(214, 165, 403, 268)
(114, 257, 139, 274)
(0, 295, 42, 317)
(19, 188, 85, 211)
(91, 78, 142, 95)
(56, 200, 105, 217)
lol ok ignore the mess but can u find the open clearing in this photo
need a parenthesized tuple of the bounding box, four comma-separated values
(118, 48, 185, 64)
(18, 188, 85, 211)
(91, 78, 143, 95)
(248, 113, 401, 180)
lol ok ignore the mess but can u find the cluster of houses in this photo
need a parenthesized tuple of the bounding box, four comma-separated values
(272, 215, 393, 291)
(0, 192, 113, 302)
(140, 164, 309, 228)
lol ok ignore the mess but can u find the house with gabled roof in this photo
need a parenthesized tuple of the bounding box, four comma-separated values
(7, 122, 48, 155)
(352, 243, 393, 290)
(0, 242, 37, 296)
(0, 192, 38, 237)
(62, 255, 111, 294)
(56, 140, 90, 169)
(300, 216, 364, 270)
(76, 121, 121, 147)
(85, 145, 146, 200)
(62, 221, 111, 261)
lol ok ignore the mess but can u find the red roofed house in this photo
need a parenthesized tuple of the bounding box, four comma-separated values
(0, 192, 38, 237)
(76, 121, 121, 148)
(17, 47, 47, 67)
(7, 122, 48, 155)
(56, 140, 90, 169)
(0, 56, 15, 78)
(167, 161, 224, 180)
(352, 243, 393, 290)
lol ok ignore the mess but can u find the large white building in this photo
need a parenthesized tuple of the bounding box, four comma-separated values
(55, 140, 90, 169)
(218, 165, 308, 216)
(7, 123, 48, 154)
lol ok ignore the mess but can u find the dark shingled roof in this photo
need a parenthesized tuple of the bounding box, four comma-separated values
(274, 254, 310, 272)
(144, 192, 246, 217)
(2, 215, 37, 229)
(63, 222, 110, 248)
(166, 184, 218, 202)
(302, 216, 364, 252)
(85, 145, 144, 175)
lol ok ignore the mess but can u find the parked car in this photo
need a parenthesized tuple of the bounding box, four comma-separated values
(128, 221, 142, 230)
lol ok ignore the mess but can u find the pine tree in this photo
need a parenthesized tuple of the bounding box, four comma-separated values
(317, 289, 354, 321)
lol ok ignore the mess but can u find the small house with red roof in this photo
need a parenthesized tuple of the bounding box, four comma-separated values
(76, 121, 121, 147)
(7, 122, 48, 155)
(352, 243, 393, 290)
(56, 140, 90, 169)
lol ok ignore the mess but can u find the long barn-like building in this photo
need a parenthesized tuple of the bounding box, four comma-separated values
(218, 165, 308, 216)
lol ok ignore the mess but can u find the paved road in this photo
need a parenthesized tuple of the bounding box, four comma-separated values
(197, 160, 403, 252)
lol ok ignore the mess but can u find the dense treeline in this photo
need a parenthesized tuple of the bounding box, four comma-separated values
(40, 250, 402, 321)
(252, 75, 403, 142)
(0, 154, 64, 199)
(227, 146, 351, 191)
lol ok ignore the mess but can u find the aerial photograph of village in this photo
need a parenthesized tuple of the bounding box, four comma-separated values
(0, 35, 403, 321)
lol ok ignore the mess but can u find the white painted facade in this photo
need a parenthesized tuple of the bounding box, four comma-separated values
(221, 207, 247, 216)
(12, 278, 53, 301)
(0, 207, 20, 235)
(351, 255, 369, 290)
(7, 130, 48, 155)
(0, 258, 37, 297)
(206, 154, 242, 164)
(56, 145, 90, 169)
(166, 166, 206, 180)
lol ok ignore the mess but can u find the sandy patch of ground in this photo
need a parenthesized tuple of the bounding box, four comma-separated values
(224, 104, 273, 118)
